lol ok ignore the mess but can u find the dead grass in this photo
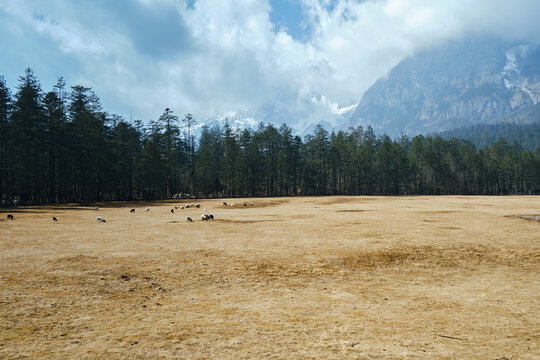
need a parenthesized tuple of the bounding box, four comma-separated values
(0, 196, 539, 359)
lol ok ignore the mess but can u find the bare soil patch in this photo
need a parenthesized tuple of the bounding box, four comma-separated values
(507, 214, 540, 222)
(215, 219, 281, 224)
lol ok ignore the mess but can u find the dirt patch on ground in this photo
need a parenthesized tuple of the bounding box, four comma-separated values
(419, 210, 461, 214)
(216, 198, 290, 209)
(336, 245, 539, 270)
(507, 214, 540, 222)
(215, 219, 281, 224)
(318, 196, 380, 205)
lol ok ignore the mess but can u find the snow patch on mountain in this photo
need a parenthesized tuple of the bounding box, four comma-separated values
(345, 37, 540, 136)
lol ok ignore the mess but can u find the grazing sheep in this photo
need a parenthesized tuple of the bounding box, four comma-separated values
(180, 206, 184, 209)
(52, 217, 57, 222)
(230, 203, 234, 207)
(201, 214, 211, 221)
(196, 203, 200, 208)
(130, 208, 135, 213)
(96, 216, 106, 223)
(145, 207, 150, 212)
(186, 216, 193, 222)
(244, 203, 247, 206)
(7, 214, 14, 220)
(190, 203, 195, 207)
(209, 214, 214, 220)
(93, 206, 99, 211)
(185, 204, 190, 208)
(223, 202, 227, 206)
(250, 202, 253, 206)
(171, 209, 174, 213)
(203, 208, 207, 212)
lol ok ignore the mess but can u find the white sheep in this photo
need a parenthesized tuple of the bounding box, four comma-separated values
(230, 203, 234, 207)
(96, 216, 106, 223)
(145, 207, 150, 212)
(201, 214, 209, 221)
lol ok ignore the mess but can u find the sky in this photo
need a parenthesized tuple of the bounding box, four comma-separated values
(1, 0, 540, 125)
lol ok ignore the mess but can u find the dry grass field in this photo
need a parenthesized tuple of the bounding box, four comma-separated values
(0, 196, 538, 359)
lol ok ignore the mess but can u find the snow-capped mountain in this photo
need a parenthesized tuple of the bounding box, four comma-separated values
(345, 37, 540, 136)
(198, 94, 358, 137)
(198, 37, 540, 138)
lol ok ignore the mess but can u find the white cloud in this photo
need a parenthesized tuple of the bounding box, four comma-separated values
(1, 0, 540, 126)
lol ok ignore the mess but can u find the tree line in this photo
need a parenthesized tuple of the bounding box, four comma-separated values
(437, 121, 540, 150)
(1, 69, 539, 206)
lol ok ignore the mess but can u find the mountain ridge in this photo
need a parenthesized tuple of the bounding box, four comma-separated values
(201, 37, 540, 140)
(345, 37, 540, 136)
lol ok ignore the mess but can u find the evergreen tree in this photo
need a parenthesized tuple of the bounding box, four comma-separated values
(11, 68, 45, 202)
(196, 124, 223, 196)
(0, 76, 12, 203)
(223, 121, 240, 196)
(158, 108, 181, 197)
(182, 113, 196, 195)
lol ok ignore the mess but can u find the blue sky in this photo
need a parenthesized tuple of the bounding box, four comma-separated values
(1, 0, 539, 125)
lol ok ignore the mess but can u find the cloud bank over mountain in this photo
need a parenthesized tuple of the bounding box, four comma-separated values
(1, 0, 539, 124)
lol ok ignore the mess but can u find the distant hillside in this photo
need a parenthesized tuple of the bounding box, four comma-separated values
(346, 37, 540, 136)
(436, 122, 540, 150)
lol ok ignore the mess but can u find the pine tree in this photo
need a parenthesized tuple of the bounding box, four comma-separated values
(11, 68, 45, 203)
(0, 76, 12, 203)
(182, 113, 196, 195)
(158, 108, 180, 197)
(223, 121, 240, 196)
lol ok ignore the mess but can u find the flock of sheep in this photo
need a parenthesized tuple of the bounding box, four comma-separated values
(5, 201, 254, 223)
(97, 203, 217, 223)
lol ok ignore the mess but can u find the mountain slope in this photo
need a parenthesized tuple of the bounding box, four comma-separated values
(346, 37, 540, 136)
(436, 121, 540, 150)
